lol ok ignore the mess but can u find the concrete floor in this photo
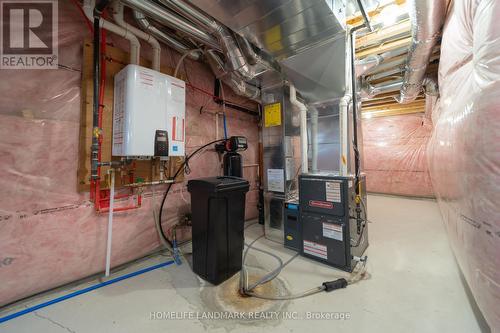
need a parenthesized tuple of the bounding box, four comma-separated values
(0, 195, 485, 332)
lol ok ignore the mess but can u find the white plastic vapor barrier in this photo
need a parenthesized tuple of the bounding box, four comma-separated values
(428, 0, 500, 329)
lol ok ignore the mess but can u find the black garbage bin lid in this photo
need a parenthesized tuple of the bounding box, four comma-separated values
(187, 176, 249, 193)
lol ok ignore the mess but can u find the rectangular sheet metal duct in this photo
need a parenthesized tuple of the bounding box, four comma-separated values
(189, 0, 348, 104)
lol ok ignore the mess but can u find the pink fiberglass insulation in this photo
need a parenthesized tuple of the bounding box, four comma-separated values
(0, 2, 259, 306)
(428, 0, 500, 329)
(362, 114, 434, 198)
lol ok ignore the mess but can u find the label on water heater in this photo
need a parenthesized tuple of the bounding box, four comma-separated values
(172, 116, 184, 142)
(303, 240, 328, 260)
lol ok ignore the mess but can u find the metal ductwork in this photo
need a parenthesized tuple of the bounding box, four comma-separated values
(395, 0, 447, 103)
(124, 0, 261, 99)
(188, 0, 348, 105)
(205, 50, 260, 100)
(158, 0, 274, 81)
(355, 46, 408, 77)
(361, 79, 404, 100)
(133, 11, 201, 61)
(422, 75, 439, 96)
(121, 0, 221, 51)
(234, 34, 277, 75)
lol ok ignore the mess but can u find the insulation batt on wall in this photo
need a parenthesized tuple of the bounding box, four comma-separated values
(428, 0, 500, 329)
(362, 113, 434, 198)
(0, 1, 259, 307)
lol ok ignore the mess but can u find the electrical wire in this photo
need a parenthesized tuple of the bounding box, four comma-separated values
(157, 139, 225, 247)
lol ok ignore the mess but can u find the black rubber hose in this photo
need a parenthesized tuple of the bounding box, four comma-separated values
(157, 139, 225, 246)
(94, 0, 110, 15)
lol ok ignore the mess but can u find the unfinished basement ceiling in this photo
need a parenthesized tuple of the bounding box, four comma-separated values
(348, 0, 441, 118)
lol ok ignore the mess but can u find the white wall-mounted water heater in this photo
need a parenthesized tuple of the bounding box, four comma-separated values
(112, 64, 186, 157)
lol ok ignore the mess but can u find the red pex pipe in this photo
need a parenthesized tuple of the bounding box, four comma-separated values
(94, 28, 107, 212)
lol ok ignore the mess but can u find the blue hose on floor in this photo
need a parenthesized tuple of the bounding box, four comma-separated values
(0, 260, 175, 324)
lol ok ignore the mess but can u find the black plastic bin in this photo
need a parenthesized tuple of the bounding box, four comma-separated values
(187, 176, 249, 285)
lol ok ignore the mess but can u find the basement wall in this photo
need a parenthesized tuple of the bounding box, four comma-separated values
(428, 0, 500, 329)
(362, 114, 434, 198)
(0, 1, 259, 306)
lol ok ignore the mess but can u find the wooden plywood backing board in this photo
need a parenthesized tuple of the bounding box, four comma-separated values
(77, 39, 184, 192)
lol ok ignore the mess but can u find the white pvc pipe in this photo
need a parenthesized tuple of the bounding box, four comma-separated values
(289, 85, 308, 174)
(105, 169, 115, 277)
(112, 1, 161, 70)
(83, 0, 140, 65)
(339, 95, 351, 176)
(310, 107, 318, 172)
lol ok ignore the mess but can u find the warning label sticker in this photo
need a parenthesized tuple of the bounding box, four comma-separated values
(303, 240, 328, 260)
(323, 223, 343, 241)
(264, 102, 281, 127)
(325, 181, 341, 203)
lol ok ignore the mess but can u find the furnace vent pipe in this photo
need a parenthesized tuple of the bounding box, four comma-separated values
(133, 11, 201, 61)
(290, 85, 308, 174)
(121, 0, 221, 51)
(395, 0, 446, 103)
(83, 0, 140, 64)
(111, 1, 160, 70)
(310, 107, 319, 172)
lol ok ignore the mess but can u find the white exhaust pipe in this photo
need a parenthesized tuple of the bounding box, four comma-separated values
(290, 85, 308, 174)
(111, 1, 160, 70)
(83, 0, 140, 65)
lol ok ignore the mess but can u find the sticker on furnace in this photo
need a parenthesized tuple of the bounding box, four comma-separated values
(303, 240, 328, 260)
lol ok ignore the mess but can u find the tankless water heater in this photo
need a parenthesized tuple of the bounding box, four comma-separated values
(112, 64, 186, 157)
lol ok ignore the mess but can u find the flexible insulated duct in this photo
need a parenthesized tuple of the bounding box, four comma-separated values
(361, 79, 404, 100)
(396, 0, 447, 103)
(205, 50, 260, 100)
(125, 0, 260, 99)
(159, 0, 273, 80)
